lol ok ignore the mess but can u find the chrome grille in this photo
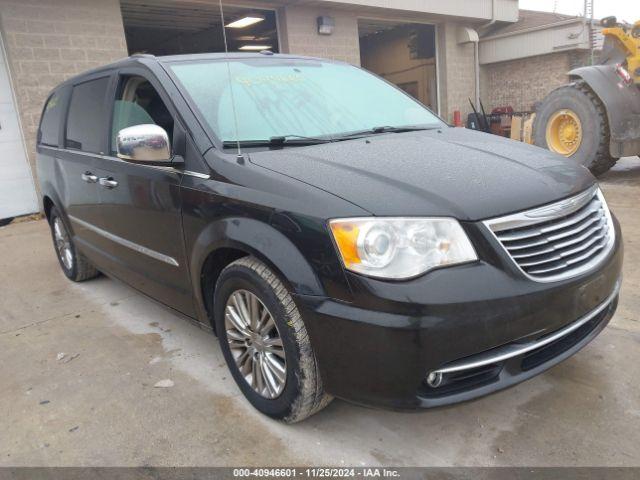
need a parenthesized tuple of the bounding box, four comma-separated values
(484, 186, 615, 282)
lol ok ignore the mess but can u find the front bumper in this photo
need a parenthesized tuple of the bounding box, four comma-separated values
(296, 219, 623, 410)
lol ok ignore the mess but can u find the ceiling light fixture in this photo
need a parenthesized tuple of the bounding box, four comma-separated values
(226, 14, 265, 29)
(239, 45, 272, 51)
(236, 35, 271, 41)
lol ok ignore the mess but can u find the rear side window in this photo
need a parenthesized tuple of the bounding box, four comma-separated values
(39, 91, 64, 147)
(65, 77, 110, 153)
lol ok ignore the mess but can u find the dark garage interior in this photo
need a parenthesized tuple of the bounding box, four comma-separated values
(120, 0, 279, 56)
(359, 20, 438, 111)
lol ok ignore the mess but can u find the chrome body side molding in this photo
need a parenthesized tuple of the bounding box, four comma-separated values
(68, 215, 179, 267)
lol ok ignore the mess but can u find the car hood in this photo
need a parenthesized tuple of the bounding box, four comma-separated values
(248, 127, 595, 221)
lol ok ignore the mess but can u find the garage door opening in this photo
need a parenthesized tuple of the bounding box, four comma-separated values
(359, 20, 438, 113)
(120, 1, 279, 56)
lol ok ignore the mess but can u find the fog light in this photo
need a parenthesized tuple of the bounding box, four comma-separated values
(426, 371, 443, 388)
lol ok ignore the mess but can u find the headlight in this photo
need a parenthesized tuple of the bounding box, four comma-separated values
(329, 217, 478, 280)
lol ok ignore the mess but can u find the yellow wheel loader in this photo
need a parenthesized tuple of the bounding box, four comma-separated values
(533, 17, 640, 175)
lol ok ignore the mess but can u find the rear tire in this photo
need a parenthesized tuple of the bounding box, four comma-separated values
(214, 256, 332, 423)
(533, 81, 617, 176)
(48, 206, 99, 282)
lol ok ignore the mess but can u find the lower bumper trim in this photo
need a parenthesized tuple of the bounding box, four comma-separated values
(431, 280, 621, 376)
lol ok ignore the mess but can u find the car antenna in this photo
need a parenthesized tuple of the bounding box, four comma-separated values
(218, 0, 243, 161)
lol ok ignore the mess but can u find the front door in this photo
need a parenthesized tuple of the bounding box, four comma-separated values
(0, 35, 38, 220)
(92, 71, 194, 316)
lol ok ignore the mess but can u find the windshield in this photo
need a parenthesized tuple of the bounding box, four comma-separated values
(168, 57, 444, 144)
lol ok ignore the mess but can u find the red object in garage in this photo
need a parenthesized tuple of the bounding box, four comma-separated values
(453, 110, 462, 127)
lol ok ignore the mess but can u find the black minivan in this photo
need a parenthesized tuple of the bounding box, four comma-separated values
(37, 53, 623, 422)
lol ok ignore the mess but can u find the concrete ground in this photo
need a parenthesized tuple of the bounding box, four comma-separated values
(1, 159, 639, 467)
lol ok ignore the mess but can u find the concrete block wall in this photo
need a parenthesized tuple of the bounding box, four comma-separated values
(437, 23, 477, 123)
(480, 51, 590, 112)
(278, 5, 361, 66)
(0, 0, 127, 187)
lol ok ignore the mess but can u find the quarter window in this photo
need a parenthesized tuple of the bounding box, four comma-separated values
(65, 77, 110, 153)
(110, 76, 174, 155)
(39, 91, 64, 147)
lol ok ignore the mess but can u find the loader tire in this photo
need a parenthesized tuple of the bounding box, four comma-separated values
(533, 81, 617, 176)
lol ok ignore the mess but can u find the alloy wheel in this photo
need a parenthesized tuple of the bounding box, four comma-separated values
(53, 217, 73, 270)
(224, 289, 287, 399)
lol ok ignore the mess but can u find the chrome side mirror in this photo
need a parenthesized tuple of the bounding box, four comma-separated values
(116, 124, 171, 164)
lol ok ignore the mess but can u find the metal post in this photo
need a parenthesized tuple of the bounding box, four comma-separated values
(584, 0, 595, 65)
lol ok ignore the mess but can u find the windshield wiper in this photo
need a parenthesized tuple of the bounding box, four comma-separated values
(223, 135, 332, 149)
(222, 127, 440, 149)
(333, 125, 438, 140)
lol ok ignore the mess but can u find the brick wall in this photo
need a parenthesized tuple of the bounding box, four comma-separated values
(437, 23, 477, 123)
(0, 0, 127, 188)
(480, 51, 591, 112)
(278, 5, 361, 66)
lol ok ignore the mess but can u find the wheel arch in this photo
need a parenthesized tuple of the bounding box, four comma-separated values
(191, 217, 325, 332)
(43, 196, 55, 221)
(40, 188, 64, 224)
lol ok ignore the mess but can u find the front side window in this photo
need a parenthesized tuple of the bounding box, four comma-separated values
(39, 91, 64, 147)
(168, 58, 443, 145)
(110, 76, 174, 155)
(65, 77, 110, 153)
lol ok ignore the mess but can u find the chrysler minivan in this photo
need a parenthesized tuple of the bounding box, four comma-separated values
(37, 53, 623, 422)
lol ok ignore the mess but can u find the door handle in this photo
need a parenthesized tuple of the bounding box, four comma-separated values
(81, 172, 98, 183)
(99, 177, 119, 189)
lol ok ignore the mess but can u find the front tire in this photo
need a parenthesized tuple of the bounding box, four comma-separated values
(533, 81, 617, 176)
(48, 206, 99, 282)
(214, 256, 332, 423)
